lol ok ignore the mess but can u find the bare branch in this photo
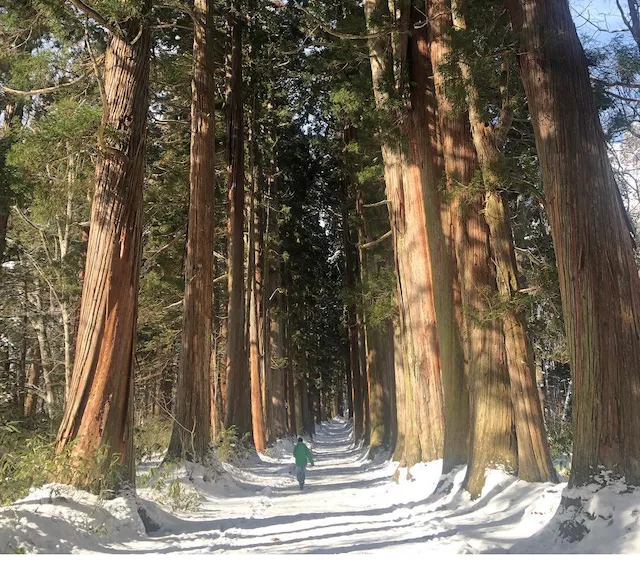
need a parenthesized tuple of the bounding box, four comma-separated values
(0, 72, 92, 96)
(362, 199, 391, 209)
(359, 230, 392, 250)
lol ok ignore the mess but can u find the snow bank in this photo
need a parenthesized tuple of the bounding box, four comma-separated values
(513, 470, 640, 553)
(0, 484, 146, 553)
(266, 437, 295, 460)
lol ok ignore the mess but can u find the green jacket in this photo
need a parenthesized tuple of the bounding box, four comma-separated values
(293, 442, 314, 468)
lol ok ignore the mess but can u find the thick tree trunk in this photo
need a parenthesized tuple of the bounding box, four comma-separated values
(390, 310, 406, 462)
(507, 0, 640, 486)
(224, 4, 251, 438)
(55, 14, 151, 489)
(450, 0, 555, 484)
(429, 0, 516, 497)
(364, 0, 444, 465)
(407, 1, 469, 474)
(167, 0, 215, 462)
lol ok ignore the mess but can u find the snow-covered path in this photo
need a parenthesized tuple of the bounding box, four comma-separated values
(130, 419, 433, 554)
(4, 418, 640, 554)
(114, 419, 563, 554)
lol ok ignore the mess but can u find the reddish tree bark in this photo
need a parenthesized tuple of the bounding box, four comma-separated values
(56, 13, 151, 488)
(507, 0, 640, 486)
(363, 0, 444, 465)
(407, 1, 469, 474)
(167, 0, 216, 462)
(224, 3, 251, 437)
(429, 0, 516, 497)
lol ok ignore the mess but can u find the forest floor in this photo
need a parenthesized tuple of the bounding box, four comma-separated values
(2, 418, 640, 554)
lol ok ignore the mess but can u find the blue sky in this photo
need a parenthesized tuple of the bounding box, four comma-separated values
(571, 0, 628, 44)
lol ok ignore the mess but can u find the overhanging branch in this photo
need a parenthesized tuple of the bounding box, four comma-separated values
(0, 71, 92, 96)
(67, 0, 119, 36)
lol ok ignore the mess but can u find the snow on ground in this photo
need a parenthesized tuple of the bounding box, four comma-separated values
(1, 418, 640, 554)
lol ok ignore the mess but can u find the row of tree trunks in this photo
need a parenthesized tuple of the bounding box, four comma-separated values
(506, 0, 640, 486)
(55, 10, 152, 488)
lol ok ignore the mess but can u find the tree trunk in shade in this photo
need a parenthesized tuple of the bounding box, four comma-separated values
(224, 2, 251, 438)
(429, 0, 516, 498)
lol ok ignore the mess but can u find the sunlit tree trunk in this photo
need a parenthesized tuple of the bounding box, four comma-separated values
(449, 0, 555, 484)
(507, 0, 640, 486)
(407, 0, 469, 474)
(56, 13, 151, 488)
(363, 0, 444, 465)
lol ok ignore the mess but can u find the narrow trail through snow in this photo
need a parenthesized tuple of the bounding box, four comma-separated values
(131, 419, 426, 554)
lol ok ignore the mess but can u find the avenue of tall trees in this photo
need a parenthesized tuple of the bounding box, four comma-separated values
(2, 0, 640, 503)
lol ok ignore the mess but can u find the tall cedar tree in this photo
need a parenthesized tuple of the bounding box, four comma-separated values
(56, 5, 152, 488)
(363, 0, 444, 465)
(429, 0, 517, 498)
(225, 0, 251, 437)
(406, 0, 469, 473)
(450, 0, 555, 483)
(166, 0, 216, 462)
(506, 0, 640, 486)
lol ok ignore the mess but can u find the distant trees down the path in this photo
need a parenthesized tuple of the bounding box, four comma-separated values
(1, 0, 640, 506)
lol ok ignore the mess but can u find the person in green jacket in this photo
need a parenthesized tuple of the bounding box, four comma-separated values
(293, 436, 314, 490)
